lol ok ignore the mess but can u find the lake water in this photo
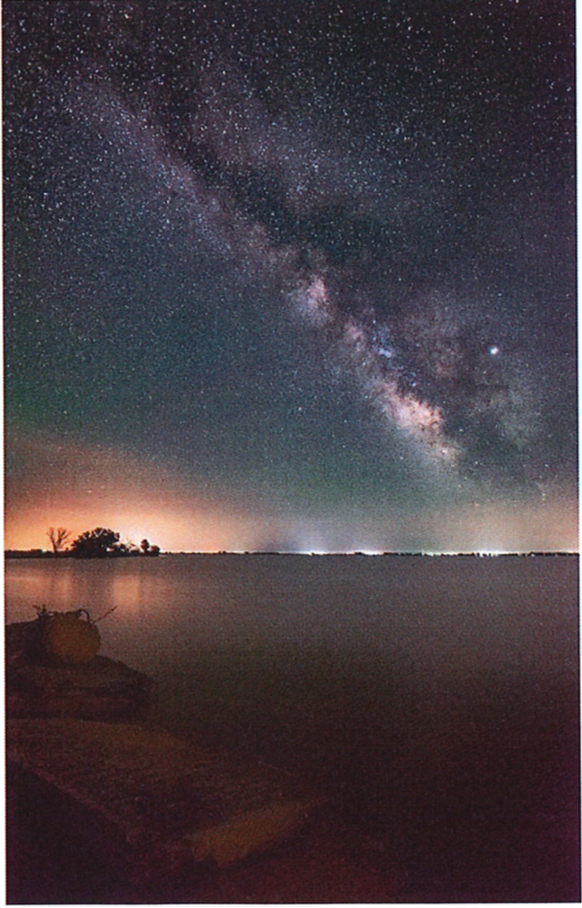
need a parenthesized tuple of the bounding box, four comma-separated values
(5, 554, 580, 901)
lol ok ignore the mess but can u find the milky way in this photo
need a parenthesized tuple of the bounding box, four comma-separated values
(70, 48, 565, 479)
(4, 0, 577, 551)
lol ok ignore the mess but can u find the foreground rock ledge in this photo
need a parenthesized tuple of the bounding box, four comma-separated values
(6, 618, 153, 721)
(7, 717, 322, 886)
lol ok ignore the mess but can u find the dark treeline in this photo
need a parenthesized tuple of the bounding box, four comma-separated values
(45, 527, 161, 559)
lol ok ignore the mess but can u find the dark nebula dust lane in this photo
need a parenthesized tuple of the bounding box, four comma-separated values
(3, 1, 577, 552)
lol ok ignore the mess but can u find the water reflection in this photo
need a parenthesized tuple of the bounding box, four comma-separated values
(6, 560, 144, 617)
(5, 555, 579, 674)
(110, 569, 145, 614)
(5, 554, 579, 900)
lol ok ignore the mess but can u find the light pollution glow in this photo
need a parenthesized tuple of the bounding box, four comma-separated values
(4, 432, 578, 554)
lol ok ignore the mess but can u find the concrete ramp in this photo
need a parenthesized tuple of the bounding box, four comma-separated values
(7, 718, 321, 887)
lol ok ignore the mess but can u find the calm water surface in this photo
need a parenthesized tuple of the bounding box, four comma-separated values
(5, 554, 580, 901)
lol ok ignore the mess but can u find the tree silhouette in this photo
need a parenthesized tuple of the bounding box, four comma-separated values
(68, 527, 160, 558)
(47, 527, 71, 555)
(71, 527, 128, 559)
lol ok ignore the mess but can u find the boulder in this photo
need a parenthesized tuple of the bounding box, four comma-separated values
(6, 618, 153, 721)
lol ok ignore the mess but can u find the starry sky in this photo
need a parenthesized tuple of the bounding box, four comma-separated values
(4, 0, 577, 553)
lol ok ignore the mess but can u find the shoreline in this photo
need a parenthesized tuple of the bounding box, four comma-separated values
(5, 549, 578, 559)
(5, 615, 407, 903)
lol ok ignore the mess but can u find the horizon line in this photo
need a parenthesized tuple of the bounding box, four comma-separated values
(5, 548, 579, 557)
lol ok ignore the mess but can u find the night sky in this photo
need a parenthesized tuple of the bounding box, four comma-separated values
(4, 0, 577, 553)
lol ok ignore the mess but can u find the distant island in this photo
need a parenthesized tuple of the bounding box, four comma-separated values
(5, 527, 161, 559)
(5, 547, 576, 559)
(4, 526, 577, 560)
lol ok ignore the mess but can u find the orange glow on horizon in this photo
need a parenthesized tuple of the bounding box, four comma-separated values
(4, 504, 267, 553)
(4, 432, 276, 552)
(4, 430, 579, 554)
(6, 493, 578, 555)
